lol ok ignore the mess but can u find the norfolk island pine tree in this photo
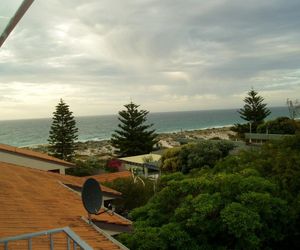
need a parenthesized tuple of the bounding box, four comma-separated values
(238, 89, 271, 131)
(111, 102, 157, 157)
(48, 99, 78, 161)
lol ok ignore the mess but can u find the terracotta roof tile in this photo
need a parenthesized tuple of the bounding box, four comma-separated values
(48, 172, 122, 196)
(47, 171, 132, 196)
(0, 162, 131, 249)
(0, 143, 75, 167)
(88, 171, 132, 183)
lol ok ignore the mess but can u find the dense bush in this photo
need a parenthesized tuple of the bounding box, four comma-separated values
(104, 176, 156, 217)
(231, 123, 250, 137)
(257, 117, 298, 134)
(160, 147, 181, 172)
(118, 136, 300, 249)
(66, 157, 105, 176)
(161, 140, 235, 173)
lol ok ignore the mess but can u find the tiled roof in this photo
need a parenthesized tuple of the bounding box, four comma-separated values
(51, 171, 132, 196)
(51, 172, 122, 196)
(0, 162, 131, 249)
(89, 171, 132, 183)
(0, 143, 75, 167)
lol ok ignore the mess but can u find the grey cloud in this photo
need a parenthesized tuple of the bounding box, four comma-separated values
(207, 51, 300, 79)
(1, 0, 300, 118)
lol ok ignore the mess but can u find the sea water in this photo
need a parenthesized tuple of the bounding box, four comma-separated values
(0, 106, 289, 147)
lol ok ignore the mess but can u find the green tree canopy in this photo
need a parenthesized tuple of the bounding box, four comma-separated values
(238, 89, 271, 130)
(48, 99, 78, 161)
(161, 140, 235, 173)
(111, 102, 157, 157)
(104, 176, 155, 217)
(66, 157, 105, 176)
(118, 136, 300, 249)
(257, 116, 299, 134)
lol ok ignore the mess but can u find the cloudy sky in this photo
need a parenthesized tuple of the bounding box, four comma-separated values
(0, 0, 300, 120)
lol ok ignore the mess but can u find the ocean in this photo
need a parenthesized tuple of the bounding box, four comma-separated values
(0, 107, 289, 147)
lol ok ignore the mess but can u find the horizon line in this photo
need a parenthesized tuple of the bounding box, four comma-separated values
(0, 105, 287, 122)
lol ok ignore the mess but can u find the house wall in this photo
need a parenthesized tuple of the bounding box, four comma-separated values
(123, 163, 148, 177)
(123, 163, 161, 178)
(102, 228, 120, 236)
(0, 151, 68, 174)
(94, 221, 132, 236)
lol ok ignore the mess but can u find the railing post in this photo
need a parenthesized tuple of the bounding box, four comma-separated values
(49, 234, 54, 250)
(28, 238, 32, 250)
(0, 227, 92, 250)
(67, 236, 71, 250)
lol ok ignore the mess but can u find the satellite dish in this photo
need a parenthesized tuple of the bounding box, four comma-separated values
(82, 178, 103, 215)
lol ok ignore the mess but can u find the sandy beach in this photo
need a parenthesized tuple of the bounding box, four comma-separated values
(156, 126, 236, 148)
(26, 126, 236, 160)
(71, 126, 236, 159)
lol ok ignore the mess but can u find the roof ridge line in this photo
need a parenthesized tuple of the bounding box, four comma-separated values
(57, 181, 81, 195)
(81, 216, 129, 250)
(0, 143, 75, 166)
(108, 209, 132, 224)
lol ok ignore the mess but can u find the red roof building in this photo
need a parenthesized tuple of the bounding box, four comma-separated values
(0, 143, 75, 174)
(0, 161, 131, 249)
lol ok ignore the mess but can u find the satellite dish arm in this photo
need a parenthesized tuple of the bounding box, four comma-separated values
(95, 203, 114, 216)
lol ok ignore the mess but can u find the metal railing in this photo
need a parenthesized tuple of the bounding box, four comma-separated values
(245, 133, 292, 141)
(0, 0, 35, 48)
(0, 227, 93, 250)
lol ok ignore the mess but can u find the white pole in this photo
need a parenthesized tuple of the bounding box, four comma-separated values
(249, 122, 252, 143)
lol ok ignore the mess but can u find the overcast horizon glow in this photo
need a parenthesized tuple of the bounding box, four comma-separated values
(1, 0, 300, 120)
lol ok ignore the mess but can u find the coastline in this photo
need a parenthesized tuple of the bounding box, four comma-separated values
(156, 126, 236, 148)
(25, 126, 236, 159)
(2, 106, 288, 148)
(25, 125, 236, 147)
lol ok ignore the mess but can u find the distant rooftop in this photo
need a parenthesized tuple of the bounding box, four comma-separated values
(119, 153, 161, 165)
(52, 171, 123, 197)
(89, 171, 132, 183)
(0, 143, 75, 167)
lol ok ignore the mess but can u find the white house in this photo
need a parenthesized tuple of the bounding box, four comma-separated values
(0, 143, 75, 174)
(119, 153, 161, 178)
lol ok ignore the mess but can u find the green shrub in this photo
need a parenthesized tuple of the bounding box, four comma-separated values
(66, 157, 105, 176)
(160, 147, 181, 172)
(161, 140, 235, 173)
(257, 117, 298, 134)
(231, 123, 250, 137)
(119, 170, 289, 249)
(118, 136, 300, 249)
(104, 176, 155, 217)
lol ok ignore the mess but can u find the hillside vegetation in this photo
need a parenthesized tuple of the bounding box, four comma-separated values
(118, 136, 300, 249)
